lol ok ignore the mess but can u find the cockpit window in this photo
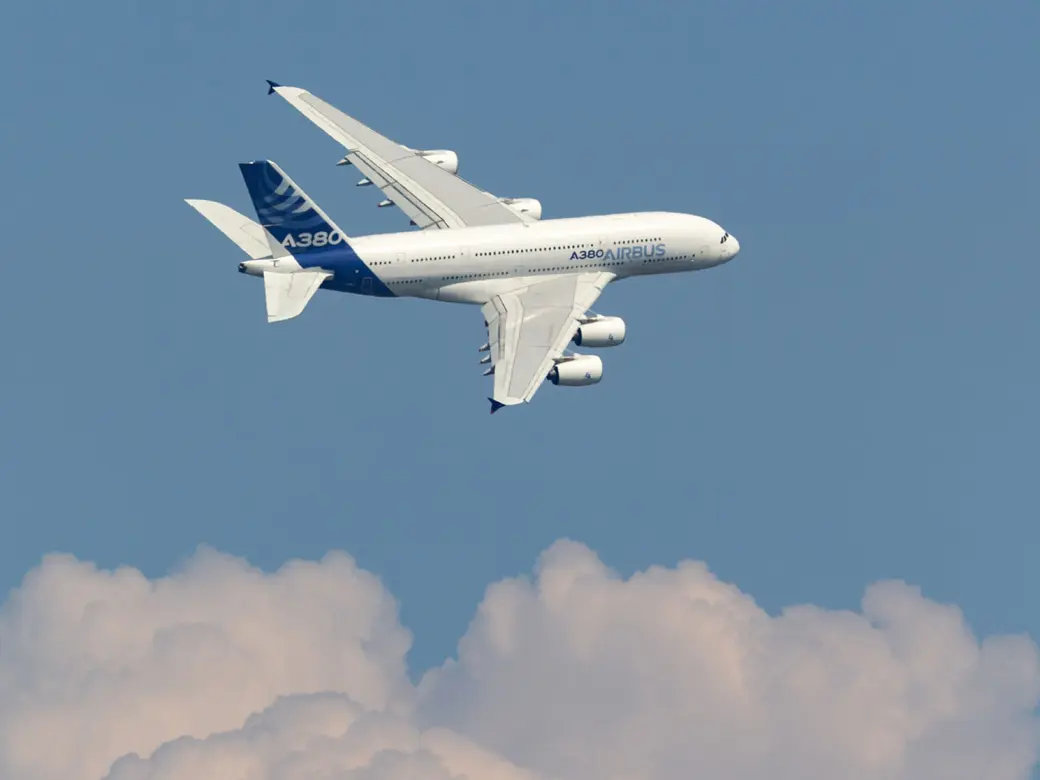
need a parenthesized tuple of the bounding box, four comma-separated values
(720, 232, 729, 244)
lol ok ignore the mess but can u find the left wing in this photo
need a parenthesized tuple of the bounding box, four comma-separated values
(481, 272, 615, 411)
(266, 81, 534, 231)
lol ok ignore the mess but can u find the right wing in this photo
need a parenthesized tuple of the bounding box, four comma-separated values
(266, 81, 534, 231)
(481, 271, 615, 410)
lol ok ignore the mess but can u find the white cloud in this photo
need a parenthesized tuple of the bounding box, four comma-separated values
(103, 695, 537, 780)
(0, 547, 411, 780)
(417, 540, 1040, 780)
(1, 539, 1037, 780)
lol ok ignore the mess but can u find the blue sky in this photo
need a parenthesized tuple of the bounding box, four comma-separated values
(0, 0, 1037, 679)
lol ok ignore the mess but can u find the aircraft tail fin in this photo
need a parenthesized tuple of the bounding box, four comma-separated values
(238, 160, 350, 256)
(184, 199, 272, 259)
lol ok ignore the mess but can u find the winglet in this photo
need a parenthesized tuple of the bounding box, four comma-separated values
(489, 398, 506, 414)
(265, 79, 281, 95)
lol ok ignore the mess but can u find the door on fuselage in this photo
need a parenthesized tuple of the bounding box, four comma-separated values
(342, 266, 361, 292)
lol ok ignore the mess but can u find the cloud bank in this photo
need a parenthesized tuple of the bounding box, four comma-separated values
(1, 540, 1037, 780)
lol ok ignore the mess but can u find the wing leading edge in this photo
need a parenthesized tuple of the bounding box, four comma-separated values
(481, 272, 615, 411)
(266, 81, 534, 231)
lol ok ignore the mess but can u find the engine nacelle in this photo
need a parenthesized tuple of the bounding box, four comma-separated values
(503, 198, 543, 220)
(572, 316, 626, 348)
(417, 149, 459, 174)
(547, 355, 603, 387)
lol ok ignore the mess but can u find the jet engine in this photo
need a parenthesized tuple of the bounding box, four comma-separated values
(416, 149, 459, 174)
(572, 316, 626, 347)
(547, 355, 603, 386)
(503, 198, 543, 220)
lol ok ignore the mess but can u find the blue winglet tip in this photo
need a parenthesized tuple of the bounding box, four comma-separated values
(266, 79, 281, 95)
(489, 398, 506, 414)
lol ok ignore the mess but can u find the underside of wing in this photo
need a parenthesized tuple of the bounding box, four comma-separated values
(481, 272, 615, 410)
(268, 83, 535, 230)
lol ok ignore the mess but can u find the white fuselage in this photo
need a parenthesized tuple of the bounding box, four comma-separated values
(356, 211, 737, 302)
(244, 211, 739, 303)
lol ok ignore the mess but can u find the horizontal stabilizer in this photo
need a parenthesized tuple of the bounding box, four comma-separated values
(263, 270, 332, 323)
(185, 199, 271, 259)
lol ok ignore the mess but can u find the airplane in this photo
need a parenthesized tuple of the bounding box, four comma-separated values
(186, 81, 741, 413)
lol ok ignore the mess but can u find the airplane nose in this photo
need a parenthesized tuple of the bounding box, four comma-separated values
(719, 233, 739, 261)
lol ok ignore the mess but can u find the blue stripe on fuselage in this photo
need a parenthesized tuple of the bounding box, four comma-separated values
(297, 243, 395, 298)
